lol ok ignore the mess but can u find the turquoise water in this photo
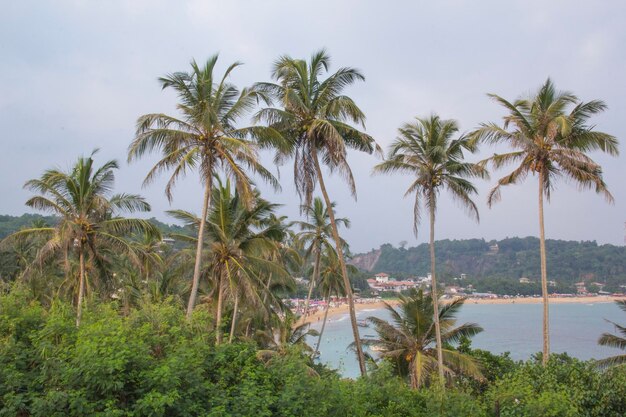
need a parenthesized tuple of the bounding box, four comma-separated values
(309, 302, 624, 378)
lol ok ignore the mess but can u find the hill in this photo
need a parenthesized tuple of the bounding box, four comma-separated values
(350, 238, 626, 290)
(0, 214, 191, 239)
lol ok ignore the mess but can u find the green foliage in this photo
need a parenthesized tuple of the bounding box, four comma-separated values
(0, 214, 58, 240)
(456, 336, 519, 394)
(485, 354, 626, 417)
(362, 289, 483, 388)
(2, 287, 626, 417)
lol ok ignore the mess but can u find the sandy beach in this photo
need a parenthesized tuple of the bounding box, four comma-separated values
(301, 295, 624, 325)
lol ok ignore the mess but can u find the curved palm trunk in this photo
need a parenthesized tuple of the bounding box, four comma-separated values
(229, 293, 239, 343)
(262, 273, 272, 304)
(312, 152, 366, 377)
(302, 244, 321, 322)
(313, 289, 331, 358)
(76, 246, 86, 327)
(429, 192, 445, 383)
(215, 277, 225, 345)
(63, 248, 71, 278)
(245, 320, 251, 338)
(538, 173, 550, 365)
(186, 177, 212, 319)
(410, 358, 419, 389)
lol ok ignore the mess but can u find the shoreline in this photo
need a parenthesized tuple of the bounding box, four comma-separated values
(301, 295, 624, 325)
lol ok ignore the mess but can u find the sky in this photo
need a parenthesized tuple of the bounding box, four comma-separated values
(1, 0, 625, 253)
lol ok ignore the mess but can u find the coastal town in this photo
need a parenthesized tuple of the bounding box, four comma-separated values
(289, 271, 626, 321)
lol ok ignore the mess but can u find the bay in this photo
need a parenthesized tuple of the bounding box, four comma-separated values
(309, 301, 624, 378)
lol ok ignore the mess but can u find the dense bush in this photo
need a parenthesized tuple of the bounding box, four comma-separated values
(1, 289, 625, 416)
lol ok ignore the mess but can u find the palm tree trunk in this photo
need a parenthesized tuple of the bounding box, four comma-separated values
(263, 273, 272, 304)
(312, 152, 366, 377)
(229, 293, 239, 343)
(313, 289, 331, 358)
(302, 244, 321, 322)
(410, 359, 418, 389)
(63, 248, 70, 278)
(245, 320, 251, 338)
(429, 191, 445, 383)
(76, 246, 85, 327)
(538, 172, 550, 365)
(216, 277, 224, 345)
(186, 176, 212, 319)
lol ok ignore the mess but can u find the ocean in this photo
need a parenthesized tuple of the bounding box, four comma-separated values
(308, 301, 624, 378)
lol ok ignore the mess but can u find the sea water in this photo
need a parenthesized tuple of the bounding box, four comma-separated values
(308, 302, 624, 378)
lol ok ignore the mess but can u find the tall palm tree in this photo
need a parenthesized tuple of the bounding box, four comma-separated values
(128, 55, 281, 320)
(3, 152, 160, 325)
(596, 299, 626, 368)
(168, 180, 290, 344)
(373, 114, 486, 382)
(312, 246, 349, 358)
(361, 289, 483, 389)
(255, 50, 379, 376)
(295, 197, 349, 321)
(470, 79, 618, 365)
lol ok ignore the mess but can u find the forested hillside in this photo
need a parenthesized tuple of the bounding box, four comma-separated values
(0, 214, 189, 239)
(352, 238, 626, 287)
(0, 214, 58, 239)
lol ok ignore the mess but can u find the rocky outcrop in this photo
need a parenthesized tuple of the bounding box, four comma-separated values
(348, 248, 381, 272)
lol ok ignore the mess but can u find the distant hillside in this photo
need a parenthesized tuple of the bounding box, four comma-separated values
(0, 214, 191, 239)
(0, 214, 58, 239)
(350, 238, 626, 286)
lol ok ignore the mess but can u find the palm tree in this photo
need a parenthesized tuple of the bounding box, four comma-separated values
(0, 218, 60, 303)
(312, 246, 349, 358)
(597, 300, 626, 368)
(128, 55, 281, 320)
(295, 197, 349, 321)
(470, 79, 618, 365)
(255, 50, 379, 376)
(361, 289, 483, 389)
(168, 179, 290, 344)
(3, 152, 160, 325)
(257, 312, 320, 361)
(373, 114, 486, 381)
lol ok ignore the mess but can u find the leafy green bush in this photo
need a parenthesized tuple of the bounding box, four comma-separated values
(1, 288, 625, 417)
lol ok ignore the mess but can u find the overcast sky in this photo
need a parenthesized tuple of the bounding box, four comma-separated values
(1, 0, 625, 253)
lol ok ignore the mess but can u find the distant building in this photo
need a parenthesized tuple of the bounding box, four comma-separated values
(472, 292, 498, 299)
(575, 282, 587, 294)
(294, 277, 308, 284)
(445, 285, 462, 294)
(460, 273, 467, 280)
(548, 280, 557, 287)
(375, 272, 390, 283)
(519, 277, 532, 284)
(488, 243, 499, 254)
(368, 274, 421, 293)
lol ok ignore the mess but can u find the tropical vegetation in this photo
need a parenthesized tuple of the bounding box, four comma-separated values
(360, 289, 483, 389)
(127, 55, 281, 320)
(0, 51, 623, 415)
(373, 115, 487, 381)
(597, 300, 626, 368)
(1, 152, 160, 326)
(1, 288, 625, 417)
(470, 78, 618, 364)
(294, 197, 349, 321)
(255, 49, 380, 376)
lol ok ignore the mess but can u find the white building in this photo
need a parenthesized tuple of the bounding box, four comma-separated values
(375, 272, 390, 283)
